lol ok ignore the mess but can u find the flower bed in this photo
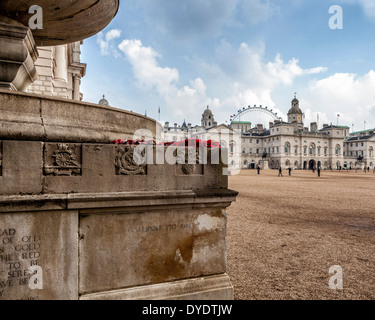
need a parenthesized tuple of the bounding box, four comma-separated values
(111, 138, 221, 148)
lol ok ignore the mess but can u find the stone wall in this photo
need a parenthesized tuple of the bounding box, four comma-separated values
(0, 90, 237, 300)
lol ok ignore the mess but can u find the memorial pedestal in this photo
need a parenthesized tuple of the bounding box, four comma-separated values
(260, 160, 269, 170)
(0, 91, 237, 300)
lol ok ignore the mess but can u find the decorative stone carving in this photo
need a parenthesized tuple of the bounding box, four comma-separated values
(115, 145, 147, 175)
(177, 147, 203, 175)
(44, 143, 82, 176)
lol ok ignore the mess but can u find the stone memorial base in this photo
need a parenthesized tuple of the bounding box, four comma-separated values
(260, 160, 269, 170)
(0, 90, 237, 300)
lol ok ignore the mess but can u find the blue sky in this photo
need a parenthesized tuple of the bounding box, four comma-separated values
(81, 0, 375, 131)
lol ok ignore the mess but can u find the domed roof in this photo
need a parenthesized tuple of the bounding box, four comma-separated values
(288, 94, 302, 115)
(203, 106, 213, 116)
(98, 95, 110, 106)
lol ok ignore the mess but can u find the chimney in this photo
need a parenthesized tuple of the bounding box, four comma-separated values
(323, 124, 329, 128)
(188, 123, 192, 129)
(165, 122, 169, 128)
(310, 122, 318, 132)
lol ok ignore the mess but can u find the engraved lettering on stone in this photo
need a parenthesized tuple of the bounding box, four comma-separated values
(115, 145, 146, 175)
(44, 143, 82, 176)
(0, 228, 42, 299)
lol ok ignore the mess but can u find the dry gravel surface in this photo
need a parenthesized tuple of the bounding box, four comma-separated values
(227, 169, 375, 300)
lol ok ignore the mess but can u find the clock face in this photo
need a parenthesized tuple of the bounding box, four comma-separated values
(297, 115, 302, 121)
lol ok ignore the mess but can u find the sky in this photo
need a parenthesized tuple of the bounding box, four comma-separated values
(81, 0, 375, 132)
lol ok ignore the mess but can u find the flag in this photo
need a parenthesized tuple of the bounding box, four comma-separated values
(364, 121, 367, 124)
(337, 114, 340, 117)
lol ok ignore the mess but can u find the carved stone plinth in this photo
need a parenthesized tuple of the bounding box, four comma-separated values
(0, 17, 38, 91)
(260, 160, 269, 170)
(0, 91, 238, 300)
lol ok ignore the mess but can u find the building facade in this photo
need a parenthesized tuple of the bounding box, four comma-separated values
(162, 97, 375, 171)
(26, 42, 86, 100)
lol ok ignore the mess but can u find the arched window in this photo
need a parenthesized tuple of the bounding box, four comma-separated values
(285, 142, 291, 154)
(294, 146, 298, 155)
(304, 146, 307, 155)
(324, 147, 328, 156)
(317, 147, 321, 156)
(309, 143, 315, 155)
(285, 160, 290, 167)
(335, 145, 341, 155)
(369, 147, 373, 158)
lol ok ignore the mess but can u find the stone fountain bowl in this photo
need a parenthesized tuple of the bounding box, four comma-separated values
(0, 0, 119, 46)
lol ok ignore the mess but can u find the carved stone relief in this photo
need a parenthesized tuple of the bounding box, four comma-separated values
(115, 145, 147, 175)
(44, 143, 82, 176)
(177, 147, 203, 176)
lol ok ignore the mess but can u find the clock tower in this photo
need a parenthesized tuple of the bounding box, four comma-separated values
(287, 93, 304, 130)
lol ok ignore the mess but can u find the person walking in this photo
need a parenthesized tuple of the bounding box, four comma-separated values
(257, 165, 261, 175)
(278, 167, 283, 177)
(317, 166, 321, 177)
(288, 167, 292, 176)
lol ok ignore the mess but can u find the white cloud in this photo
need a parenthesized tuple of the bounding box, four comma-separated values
(241, 0, 279, 25)
(303, 71, 375, 130)
(140, 0, 277, 39)
(97, 29, 122, 56)
(358, 0, 375, 19)
(117, 38, 327, 126)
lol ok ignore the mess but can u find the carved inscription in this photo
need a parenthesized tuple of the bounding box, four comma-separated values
(0, 141, 2, 176)
(0, 228, 41, 300)
(127, 220, 193, 234)
(44, 143, 82, 176)
(115, 145, 147, 175)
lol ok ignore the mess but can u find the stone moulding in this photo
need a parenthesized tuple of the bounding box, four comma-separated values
(0, 90, 161, 144)
(0, 189, 239, 213)
(80, 274, 234, 300)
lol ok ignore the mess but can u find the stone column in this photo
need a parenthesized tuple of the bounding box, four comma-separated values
(0, 17, 39, 91)
(54, 45, 68, 83)
(73, 75, 81, 100)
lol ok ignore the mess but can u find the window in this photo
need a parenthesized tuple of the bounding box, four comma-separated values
(242, 148, 246, 154)
(309, 144, 315, 155)
(295, 147, 298, 155)
(285, 143, 291, 154)
(324, 148, 327, 156)
(336, 145, 341, 155)
(304, 146, 307, 155)
(256, 140, 259, 144)
(318, 147, 321, 156)
(256, 149, 260, 154)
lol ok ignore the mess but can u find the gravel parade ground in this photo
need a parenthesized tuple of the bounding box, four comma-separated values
(227, 169, 375, 300)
